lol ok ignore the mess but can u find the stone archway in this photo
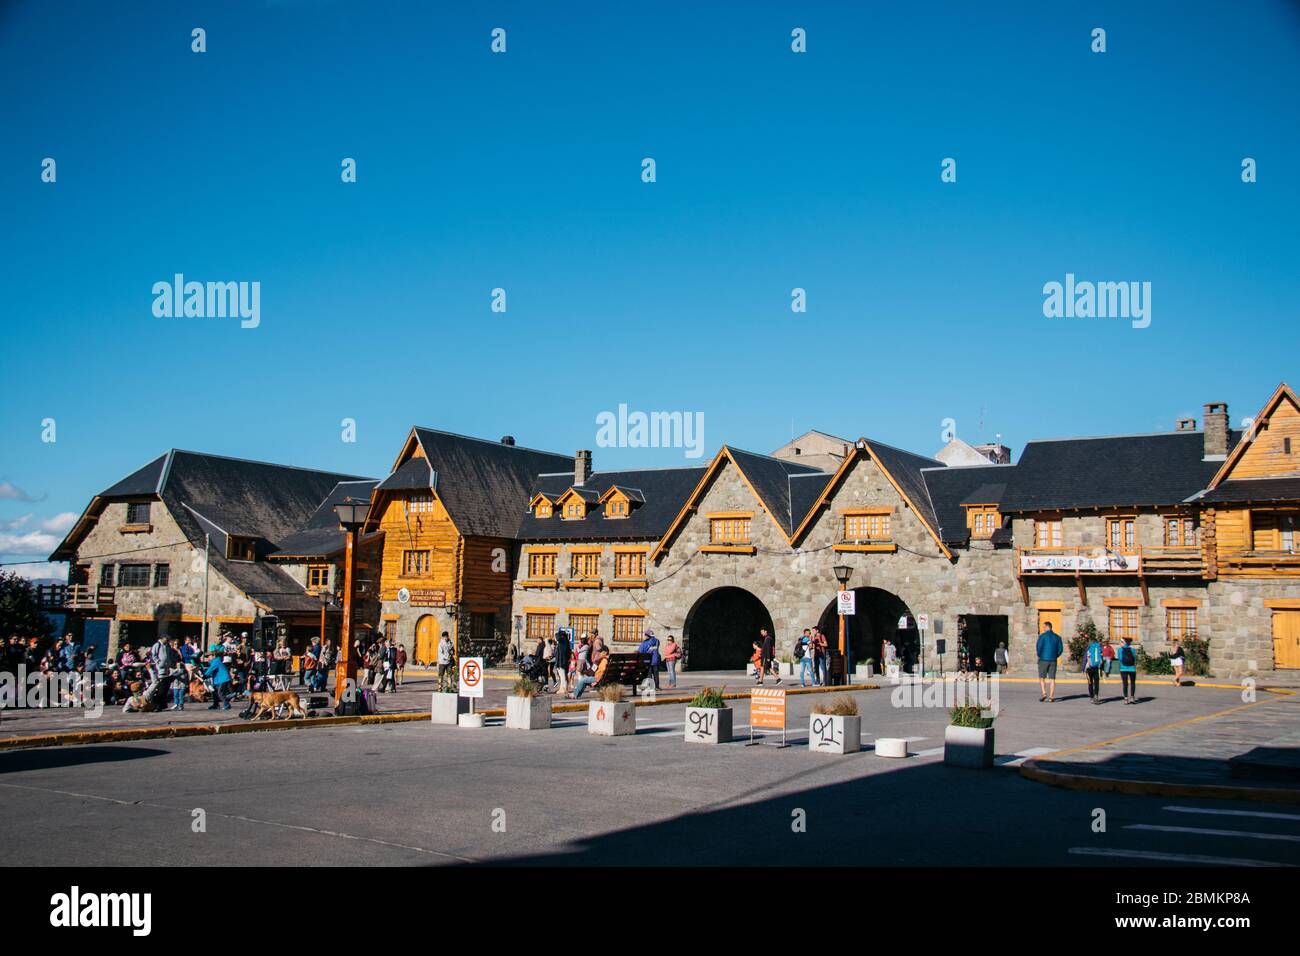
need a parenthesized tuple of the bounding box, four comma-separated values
(818, 586, 917, 673)
(683, 586, 775, 671)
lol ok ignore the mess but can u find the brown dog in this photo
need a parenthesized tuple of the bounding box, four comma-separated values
(248, 689, 307, 720)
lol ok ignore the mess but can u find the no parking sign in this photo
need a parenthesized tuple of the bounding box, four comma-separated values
(836, 590, 856, 615)
(458, 657, 484, 698)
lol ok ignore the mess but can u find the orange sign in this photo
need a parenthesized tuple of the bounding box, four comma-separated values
(750, 687, 786, 729)
(458, 657, 484, 698)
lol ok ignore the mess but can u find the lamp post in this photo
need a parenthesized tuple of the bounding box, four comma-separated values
(333, 497, 368, 704)
(833, 564, 852, 686)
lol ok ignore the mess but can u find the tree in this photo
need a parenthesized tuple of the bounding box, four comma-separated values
(0, 570, 55, 642)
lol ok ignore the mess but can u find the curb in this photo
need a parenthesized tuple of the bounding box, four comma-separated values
(1018, 759, 1300, 805)
(0, 682, 879, 751)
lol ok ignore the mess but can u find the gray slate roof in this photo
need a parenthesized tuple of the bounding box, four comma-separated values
(921, 465, 1014, 545)
(518, 466, 707, 541)
(271, 479, 381, 557)
(1199, 477, 1300, 504)
(859, 440, 946, 540)
(727, 447, 827, 536)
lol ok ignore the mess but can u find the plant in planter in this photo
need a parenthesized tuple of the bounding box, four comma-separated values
(808, 695, 861, 754)
(505, 676, 551, 730)
(588, 682, 636, 736)
(684, 686, 732, 744)
(943, 704, 995, 768)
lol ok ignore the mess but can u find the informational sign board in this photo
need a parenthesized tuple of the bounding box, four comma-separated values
(917, 613, 929, 631)
(408, 589, 447, 607)
(458, 657, 484, 698)
(837, 590, 856, 616)
(898, 615, 911, 630)
(749, 687, 787, 747)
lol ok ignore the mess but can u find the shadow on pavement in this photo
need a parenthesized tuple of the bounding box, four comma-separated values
(0, 745, 170, 774)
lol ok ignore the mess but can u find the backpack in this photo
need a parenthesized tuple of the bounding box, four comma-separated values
(1086, 643, 1104, 668)
(793, 641, 805, 661)
(1120, 645, 1136, 667)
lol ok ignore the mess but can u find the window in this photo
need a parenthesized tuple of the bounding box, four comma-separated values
(1251, 512, 1300, 551)
(153, 563, 170, 588)
(967, 506, 999, 538)
(528, 551, 556, 578)
(1108, 607, 1139, 641)
(569, 613, 599, 641)
(117, 564, 151, 588)
(99, 564, 114, 587)
(563, 500, 586, 519)
(570, 552, 601, 579)
(126, 501, 151, 524)
(615, 551, 646, 578)
(1166, 607, 1197, 642)
(1284, 515, 1298, 552)
(471, 612, 495, 643)
(1164, 516, 1196, 547)
(307, 565, 329, 589)
(227, 536, 257, 561)
(1034, 519, 1062, 548)
(844, 512, 892, 541)
(526, 613, 555, 640)
(613, 614, 646, 643)
(407, 494, 433, 514)
(535, 502, 552, 518)
(1107, 517, 1136, 551)
(402, 550, 430, 575)
(710, 516, 752, 544)
(606, 498, 628, 517)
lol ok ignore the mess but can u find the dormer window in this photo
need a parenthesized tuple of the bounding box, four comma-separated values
(607, 499, 627, 517)
(227, 536, 257, 562)
(564, 500, 586, 519)
(529, 493, 556, 518)
(406, 494, 433, 514)
(598, 486, 642, 519)
(966, 504, 999, 539)
(555, 488, 594, 520)
(536, 502, 552, 518)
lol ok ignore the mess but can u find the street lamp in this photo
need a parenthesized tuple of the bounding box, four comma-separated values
(333, 497, 369, 705)
(833, 565, 852, 686)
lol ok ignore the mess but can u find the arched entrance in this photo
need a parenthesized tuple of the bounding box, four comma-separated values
(818, 587, 917, 673)
(683, 587, 774, 671)
(414, 614, 438, 666)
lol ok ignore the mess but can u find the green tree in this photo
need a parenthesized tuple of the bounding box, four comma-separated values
(0, 570, 55, 642)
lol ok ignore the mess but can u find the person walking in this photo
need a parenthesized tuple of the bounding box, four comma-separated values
(395, 643, 407, 687)
(812, 627, 829, 686)
(637, 629, 662, 689)
(993, 641, 1009, 675)
(798, 629, 814, 687)
(204, 646, 233, 710)
(662, 634, 681, 688)
(303, 637, 320, 691)
(1084, 631, 1105, 704)
(1118, 636, 1139, 704)
(316, 641, 334, 692)
(758, 627, 781, 686)
(1101, 637, 1116, 684)
(1170, 642, 1186, 686)
(1035, 622, 1063, 703)
(381, 640, 398, 693)
(749, 641, 764, 686)
(437, 631, 454, 692)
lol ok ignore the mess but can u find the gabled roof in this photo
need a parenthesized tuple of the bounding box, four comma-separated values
(1199, 477, 1300, 504)
(383, 428, 573, 539)
(598, 485, 646, 505)
(1207, 383, 1300, 489)
(271, 480, 381, 558)
(997, 430, 1235, 513)
(921, 465, 1014, 546)
(788, 440, 952, 557)
(376, 457, 434, 492)
(101, 453, 169, 497)
(518, 466, 707, 542)
(555, 486, 602, 505)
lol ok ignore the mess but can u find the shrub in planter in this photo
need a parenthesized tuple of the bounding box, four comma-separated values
(505, 676, 551, 730)
(944, 704, 994, 768)
(685, 686, 732, 744)
(808, 695, 860, 754)
(1068, 620, 1099, 669)
(589, 683, 635, 736)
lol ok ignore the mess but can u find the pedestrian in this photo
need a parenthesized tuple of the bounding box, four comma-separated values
(204, 646, 233, 710)
(568, 651, 607, 700)
(1035, 621, 1062, 703)
(272, 637, 290, 679)
(1084, 631, 1105, 704)
(381, 640, 398, 693)
(797, 629, 814, 687)
(542, 633, 557, 687)
(881, 637, 897, 675)
(553, 629, 570, 695)
(1170, 642, 1186, 686)
(1118, 636, 1138, 704)
(758, 627, 781, 686)
(395, 644, 406, 687)
(303, 636, 320, 690)
(749, 641, 764, 686)
(993, 641, 1009, 675)
(637, 629, 661, 689)
(437, 631, 454, 692)
(170, 662, 187, 710)
(662, 634, 681, 688)
(1101, 636, 1116, 683)
(317, 641, 334, 691)
(812, 627, 829, 686)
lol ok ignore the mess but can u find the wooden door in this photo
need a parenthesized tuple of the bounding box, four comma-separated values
(415, 615, 438, 665)
(1038, 609, 1063, 655)
(1272, 610, 1300, 670)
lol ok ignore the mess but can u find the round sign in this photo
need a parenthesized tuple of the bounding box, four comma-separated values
(397, 587, 410, 605)
(461, 659, 481, 687)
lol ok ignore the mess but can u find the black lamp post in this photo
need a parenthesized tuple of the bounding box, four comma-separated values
(833, 564, 852, 685)
(333, 497, 369, 702)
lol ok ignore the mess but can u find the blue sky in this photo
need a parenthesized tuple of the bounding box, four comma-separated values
(2, 0, 1297, 575)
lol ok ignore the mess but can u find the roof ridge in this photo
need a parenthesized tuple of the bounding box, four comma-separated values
(169, 448, 370, 481)
(413, 427, 570, 460)
(726, 445, 824, 474)
(862, 437, 944, 467)
(1025, 431, 1201, 444)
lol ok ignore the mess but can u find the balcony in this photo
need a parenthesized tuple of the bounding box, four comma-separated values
(63, 584, 117, 610)
(1016, 546, 1205, 606)
(1218, 550, 1300, 575)
(35, 584, 67, 610)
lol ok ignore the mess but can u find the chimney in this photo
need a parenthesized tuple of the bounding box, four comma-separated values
(500, 435, 515, 446)
(1175, 417, 1197, 432)
(574, 449, 592, 486)
(1203, 403, 1229, 457)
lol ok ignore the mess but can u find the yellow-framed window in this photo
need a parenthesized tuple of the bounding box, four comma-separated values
(615, 551, 646, 578)
(1166, 607, 1197, 641)
(606, 498, 628, 517)
(1035, 519, 1062, 548)
(613, 614, 646, 643)
(526, 613, 555, 640)
(407, 494, 433, 514)
(563, 501, 586, 519)
(569, 613, 599, 641)
(1164, 516, 1196, 547)
(307, 565, 329, 589)
(968, 506, 999, 538)
(843, 513, 890, 540)
(1108, 607, 1139, 641)
(535, 503, 552, 518)
(1107, 517, 1136, 551)
(570, 552, 601, 578)
(528, 552, 556, 578)
(402, 550, 429, 575)
(710, 516, 752, 544)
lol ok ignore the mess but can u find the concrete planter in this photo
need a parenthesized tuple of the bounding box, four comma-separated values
(430, 692, 469, 725)
(685, 706, 732, 744)
(457, 712, 484, 728)
(505, 695, 551, 730)
(588, 699, 636, 736)
(808, 714, 861, 755)
(886, 664, 901, 681)
(944, 724, 995, 768)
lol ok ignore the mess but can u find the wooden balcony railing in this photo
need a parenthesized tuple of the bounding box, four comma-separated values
(1018, 546, 1204, 576)
(64, 584, 117, 609)
(1218, 550, 1300, 574)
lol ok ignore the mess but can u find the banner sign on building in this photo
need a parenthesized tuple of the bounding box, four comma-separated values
(1020, 551, 1140, 573)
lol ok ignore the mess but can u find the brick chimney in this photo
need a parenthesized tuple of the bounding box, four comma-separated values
(575, 449, 592, 486)
(1203, 403, 1229, 458)
(1175, 417, 1196, 432)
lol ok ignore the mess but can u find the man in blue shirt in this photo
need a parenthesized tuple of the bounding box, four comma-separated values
(1084, 633, 1105, 704)
(204, 646, 232, 710)
(1035, 622, 1063, 703)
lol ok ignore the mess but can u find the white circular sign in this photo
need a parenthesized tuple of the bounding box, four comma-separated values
(397, 587, 411, 605)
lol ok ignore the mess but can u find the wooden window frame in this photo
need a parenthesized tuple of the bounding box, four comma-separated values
(1163, 515, 1196, 548)
(117, 563, 151, 588)
(152, 563, 170, 588)
(535, 503, 552, 518)
(227, 536, 257, 562)
(1034, 518, 1063, 549)
(966, 505, 999, 539)
(525, 612, 556, 641)
(471, 612, 495, 643)
(402, 549, 431, 576)
(611, 612, 647, 644)
(1166, 607, 1197, 642)
(568, 612, 600, 641)
(570, 551, 601, 579)
(307, 565, 330, 589)
(614, 550, 646, 579)
(1106, 515, 1137, 552)
(406, 494, 434, 515)
(1107, 606, 1140, 642)
(125, 501, 151, 525)
(528, 551, 557, 579)
(708, 513, 753, 545)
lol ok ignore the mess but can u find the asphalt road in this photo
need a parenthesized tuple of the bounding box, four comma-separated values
(0, 681, 1296, 867)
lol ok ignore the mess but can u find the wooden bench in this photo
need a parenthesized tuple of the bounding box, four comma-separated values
(598, 653, 653, 689)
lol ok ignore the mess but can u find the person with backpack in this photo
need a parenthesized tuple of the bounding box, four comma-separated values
(993, 642, 1009, 675)
(797, 629, 813, 687)
(1170, 643, 1186, 686)
(1084, 633, 1105, 704)
(1118, 636, 1138, 704)
(1035, 622, 1063, 702)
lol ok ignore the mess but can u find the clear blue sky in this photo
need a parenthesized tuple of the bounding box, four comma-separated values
(2, 0, 1297, 574)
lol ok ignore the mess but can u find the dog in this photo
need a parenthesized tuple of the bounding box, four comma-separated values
(247, 689, 307, 720)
